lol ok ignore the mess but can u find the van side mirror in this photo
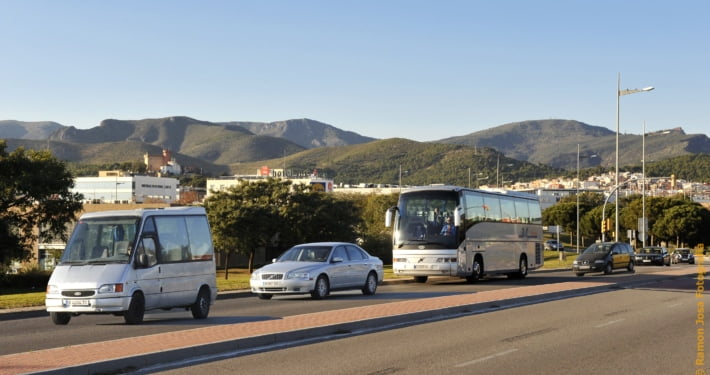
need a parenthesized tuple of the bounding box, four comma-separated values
(136, 253, 149, 268)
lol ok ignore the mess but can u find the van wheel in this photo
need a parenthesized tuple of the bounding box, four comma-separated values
(124, 292, 145, 324)
(414, 276, 428, 283)
(191, 287, 211, 319)
(51, 312, 71, 325)
(311, 275, 329, 299)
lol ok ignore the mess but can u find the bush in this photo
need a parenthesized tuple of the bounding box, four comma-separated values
(0, 266, 51, 289)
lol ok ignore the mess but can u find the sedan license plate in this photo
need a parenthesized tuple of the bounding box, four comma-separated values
(643, 259, 651, 263)
(262, 281, 280, 287)
(70, 299, 89, 306)
(577, 265, 590, 270)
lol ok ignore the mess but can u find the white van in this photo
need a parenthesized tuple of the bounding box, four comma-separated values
(45, 206, 217, 325)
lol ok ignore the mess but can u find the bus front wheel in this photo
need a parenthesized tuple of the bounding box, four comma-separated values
(466, 257, 483, 283)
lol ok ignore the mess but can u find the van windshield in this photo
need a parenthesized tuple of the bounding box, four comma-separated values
(60, 216, 140, 264)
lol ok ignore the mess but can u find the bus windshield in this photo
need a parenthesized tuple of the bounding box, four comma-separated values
(60, 216, 140, 264)
(395, 190, 459, 247)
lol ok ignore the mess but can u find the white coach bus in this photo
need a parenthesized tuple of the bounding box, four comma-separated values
(386, 185, 543, 283)
(45, 206, 217, 325)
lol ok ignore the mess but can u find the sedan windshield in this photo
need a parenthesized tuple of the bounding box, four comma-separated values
(640, 247, 662, 254)
(277, 246, 332, 262)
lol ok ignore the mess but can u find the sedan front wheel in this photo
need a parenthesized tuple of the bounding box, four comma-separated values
(311, 275, 330, 299)
(362, 272, 378, 295)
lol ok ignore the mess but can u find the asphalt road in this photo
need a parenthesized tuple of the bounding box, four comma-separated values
(148, 275, 704, 375)
(0, 264, 696, 357)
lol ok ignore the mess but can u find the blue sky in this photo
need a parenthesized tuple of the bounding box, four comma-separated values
(1, 1, 707, 142)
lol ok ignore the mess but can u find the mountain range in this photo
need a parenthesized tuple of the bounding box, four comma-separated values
(1, 117, 708, 184)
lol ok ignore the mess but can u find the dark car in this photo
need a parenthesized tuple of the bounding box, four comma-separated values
(545, 239, 564, 251)
(572, 242, 635, 276)
(672, 248, 695, 264)
(634, 246, 671, 266)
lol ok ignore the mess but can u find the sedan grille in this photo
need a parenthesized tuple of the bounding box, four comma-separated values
(260, 273, 284, 280)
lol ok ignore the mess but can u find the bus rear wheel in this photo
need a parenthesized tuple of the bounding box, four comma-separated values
(508, 255, 528, 279)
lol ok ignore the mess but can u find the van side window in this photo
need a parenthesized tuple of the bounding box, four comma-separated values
(186, 216, 214, 260)
(154, 216, 190, 263)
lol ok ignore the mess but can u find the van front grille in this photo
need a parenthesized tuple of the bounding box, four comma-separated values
(61, 290, 95, 297)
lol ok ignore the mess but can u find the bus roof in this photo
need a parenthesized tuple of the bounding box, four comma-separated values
(399, 185, 538, 201)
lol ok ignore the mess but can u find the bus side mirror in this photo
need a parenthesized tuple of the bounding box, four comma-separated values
(385, 208, 395, 228)
(454, 207, 462, 227)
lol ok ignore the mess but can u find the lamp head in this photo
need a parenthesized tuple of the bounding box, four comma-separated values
(642, 86, 654, 91)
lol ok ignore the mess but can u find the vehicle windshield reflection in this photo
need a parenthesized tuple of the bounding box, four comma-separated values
(277, 246, 331, 262)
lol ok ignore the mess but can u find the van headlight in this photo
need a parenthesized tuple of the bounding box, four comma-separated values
(46, 285, 60, 294)
(98, 283, 124, 294)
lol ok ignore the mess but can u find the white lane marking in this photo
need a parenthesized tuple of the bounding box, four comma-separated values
(594, 318, 625, 328)
(454, 348, 519, 368)
(668, 303, 682, 308)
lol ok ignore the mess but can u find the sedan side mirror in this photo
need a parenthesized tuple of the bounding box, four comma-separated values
(331, 257, 344, 263)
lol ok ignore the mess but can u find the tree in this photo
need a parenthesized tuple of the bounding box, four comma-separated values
(542, 202, 577, 244)
(347, 192, 399, 261)
(204, 178, 363, 277)
(653, 202, 708, 248)
(204, 179, 287, 277)
(0, 141, 84, 267)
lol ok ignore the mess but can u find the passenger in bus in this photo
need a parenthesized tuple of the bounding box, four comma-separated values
(429, 208, 444, 226)
(440, 217, 456, 236)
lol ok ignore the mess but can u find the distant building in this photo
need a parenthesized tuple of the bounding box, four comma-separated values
(206, 167, 334, 198)
(144, 149, 182, 175)
(73, 171, 179, 204)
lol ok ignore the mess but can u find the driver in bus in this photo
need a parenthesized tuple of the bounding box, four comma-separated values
(440, 216, 456, 236)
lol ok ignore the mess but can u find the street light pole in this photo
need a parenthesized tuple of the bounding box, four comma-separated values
(615, 73, 654, 242)
(642, 121, 646, 247)
(577, 145, 597, 253)
(577, 144, 580, 253)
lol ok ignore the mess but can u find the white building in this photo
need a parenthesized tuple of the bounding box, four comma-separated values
(206, 168, 334, 198)
(72, 171, 179, 204)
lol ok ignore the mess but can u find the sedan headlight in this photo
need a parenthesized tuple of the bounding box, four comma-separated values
(572, 260, 578, 265)
(287, 271, 310, 280)
(250, 272, 260, 280)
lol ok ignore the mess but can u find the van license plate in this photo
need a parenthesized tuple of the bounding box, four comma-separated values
(70, 299, 89, 306)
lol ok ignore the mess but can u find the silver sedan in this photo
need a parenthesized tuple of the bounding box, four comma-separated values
(250, 242, 384, 300)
